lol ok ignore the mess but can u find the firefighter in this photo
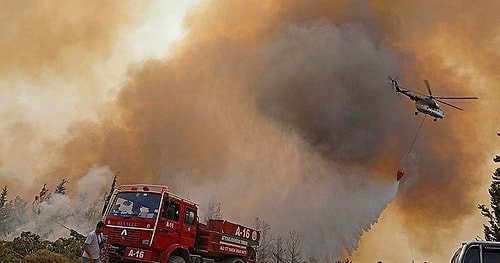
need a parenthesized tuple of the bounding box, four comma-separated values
(82, 221, 106, 263)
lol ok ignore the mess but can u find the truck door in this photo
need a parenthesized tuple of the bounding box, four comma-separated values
(179, 207, 197, 247)
(155, 198, 182, 248)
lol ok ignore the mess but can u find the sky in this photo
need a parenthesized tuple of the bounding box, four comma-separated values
(1, 1, 500, 262)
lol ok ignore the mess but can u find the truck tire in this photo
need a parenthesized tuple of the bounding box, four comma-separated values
(219, 258, 244, 263)
(168, 255, 186, 263)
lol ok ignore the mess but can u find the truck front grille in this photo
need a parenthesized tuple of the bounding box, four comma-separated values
(107, 227, 145, 245)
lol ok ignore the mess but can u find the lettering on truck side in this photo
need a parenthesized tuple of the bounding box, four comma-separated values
(222, 235, 249, 246)
(235, 226, 252, 239)
(219, 245, 248, 256)
(233, 225, 259, 242)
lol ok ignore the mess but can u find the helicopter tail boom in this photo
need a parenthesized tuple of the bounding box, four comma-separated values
(388, 76, 423, 102)
(388, 76, 403, 92)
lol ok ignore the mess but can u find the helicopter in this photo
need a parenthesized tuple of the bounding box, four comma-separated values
(388, 76, 478, 121)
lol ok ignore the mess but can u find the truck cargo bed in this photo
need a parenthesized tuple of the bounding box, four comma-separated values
(196, 220, 260, 257)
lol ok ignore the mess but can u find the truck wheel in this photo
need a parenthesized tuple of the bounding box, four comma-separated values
(168, 255, 186, 263)
(220, 258, 244, 263)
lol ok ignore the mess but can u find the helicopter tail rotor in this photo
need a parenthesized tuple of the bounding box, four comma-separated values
(388, 75, 396, 86)
(388, 75, 403, 92)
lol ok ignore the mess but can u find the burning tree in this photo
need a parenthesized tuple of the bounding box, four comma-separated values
(54, 179, 68, 195)
(478, 133, 500, 241)
(479, 169, 500, 241)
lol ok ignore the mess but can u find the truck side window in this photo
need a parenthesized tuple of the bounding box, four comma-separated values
(463, 246, 480, 263)
(185, 209, 195, 225)
(163, 202, 180, 221)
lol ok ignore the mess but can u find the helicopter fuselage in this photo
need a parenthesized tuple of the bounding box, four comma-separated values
(415, 99, 444, 119)
(398, 91, 445, 119)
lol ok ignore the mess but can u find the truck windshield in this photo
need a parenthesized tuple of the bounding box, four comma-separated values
(108, 192, 162, 219)
(483, 246, 500, 263)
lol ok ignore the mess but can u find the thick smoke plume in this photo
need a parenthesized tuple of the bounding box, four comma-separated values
(1, 0, 500, 262)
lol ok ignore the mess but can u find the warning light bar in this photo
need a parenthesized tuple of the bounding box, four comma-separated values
(119, 185, 169, 193)
(116, 184, 198, 206)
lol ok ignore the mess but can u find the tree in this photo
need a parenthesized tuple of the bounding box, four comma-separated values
(32, 184, 50, 215)
(0, 186, 7, 209)
(10, 196, 28, 227)
(284, 228, 302, 263)
(54, 179, 68, 195)
(479, 168, 500, 241)
(254, 217, 274, 263)
(204, 196, 222, 223)
(102, 173, 118, 216)
(273, 235, 285, 263)
(0, 186, 13, 237)
(308, 256, 318, 263)
(38, 184, 50, 201)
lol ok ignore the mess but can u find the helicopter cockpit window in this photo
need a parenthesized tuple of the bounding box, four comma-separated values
(109, 192, 161, 219)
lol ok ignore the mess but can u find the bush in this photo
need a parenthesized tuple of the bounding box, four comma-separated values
(24, 249, 77, 263)
(9, 231, 51, 256)
(0, 241, 23, 263)
(0, 232, 83, 262)
(49, 237, 83, 260)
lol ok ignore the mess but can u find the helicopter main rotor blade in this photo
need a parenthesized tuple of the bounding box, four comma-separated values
(435, 98, 464, 111)
(433, 96, 478, 100)
(423, 79, 432, 96)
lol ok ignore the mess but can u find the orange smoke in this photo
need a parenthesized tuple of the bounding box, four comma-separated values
(1, 1, 500, 262)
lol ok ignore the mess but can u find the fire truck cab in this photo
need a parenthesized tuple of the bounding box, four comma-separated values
(103, 184, 259, 263)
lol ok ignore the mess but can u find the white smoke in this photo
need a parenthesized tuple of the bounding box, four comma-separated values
(9, 166, 113, 240)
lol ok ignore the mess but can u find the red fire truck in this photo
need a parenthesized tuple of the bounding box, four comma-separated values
(102, 184, 260, 263)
